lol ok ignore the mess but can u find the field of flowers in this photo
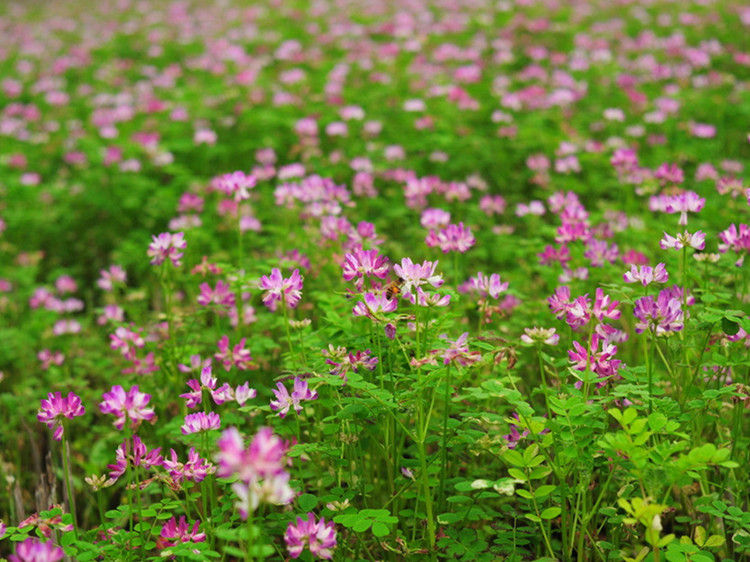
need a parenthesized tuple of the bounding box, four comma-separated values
(2, 0, 750, 560)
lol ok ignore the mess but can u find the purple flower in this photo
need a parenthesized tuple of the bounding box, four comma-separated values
(420, 208, 451, 228)
(37, 391, 85, 441)
(718, 224, 750, 266)
(568, 334, 622, 385)
(163, 448, 215, 484)
(270, 378, 318, 418)
(197, 280, 236, 312)
(393, 258, 443, 298)
(180, 364, 238, 407)
(214, 171, 256, 201)
(660, 231, 706, 251)
(633, 291, 684, 335)
(99, 385, 155, 430)
(97, 265, 127, 291)
(341, 249, 390, 282)
(107, 435, 163, 481)
(584, 239, 619, 267)
(352, 292, 398, 318)
(259, 268, 303, 311)
(9, 538, 64, 562)
(520, 327, 560, 346)
(147, 232, 187, 267)
(181, 412, 221, 435)
(159, 516, 206, 550)
(215, 335, 253, 371)
(435, 333, 482, 366)
(623, 263, 669, 286)
(425, 222, 476, 253)
(215, 427, 295, 516)
(215, 427, 287, 482)
(285, 513, 337, 560)
(458, 272, 509, 299)
(235, 382, 257, 406)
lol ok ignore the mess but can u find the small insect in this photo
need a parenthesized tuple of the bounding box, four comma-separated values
(384, 277, 404, 300)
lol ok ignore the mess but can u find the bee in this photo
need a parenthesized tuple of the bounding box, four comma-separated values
(384, 277, 404, 300)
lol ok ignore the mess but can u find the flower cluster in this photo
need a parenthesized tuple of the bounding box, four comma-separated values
(270, 377, 318, 417)
(147, 232, 187, 267)
(425, 222, 476, 253)
(259, 268, 304, 311)
(99, 385, 155, 430)
(37, 391, 85, 441)
(285, 513, 338, 559)
(180, 364, 256, 408)
(215, 427, 295, 517)
(633, 289, 685, 335)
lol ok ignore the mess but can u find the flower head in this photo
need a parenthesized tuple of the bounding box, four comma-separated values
(393, 258, 443, 298)
(285, 513, 337, 559)
(147, 232, 187, 267)
(37, 391, 85, 441)
(270, 378, 318, 418)
(9, 538, 64, 562)
(181, 412, 221, 435)
(99, 385, 155, 430)
(623, 263, 669, 286)
(660, 231, 706, 251)
(259, 268, 303, 311)
(158, 516, 206, 550)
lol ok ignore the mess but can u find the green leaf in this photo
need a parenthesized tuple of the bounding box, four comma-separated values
(722, 317, 740, 336)
(540, 507, 561, 520)
(298, 493, 318, 512)
(535, 485, 556, 498)
(371, 522, 390, 537)
(508, 468, 527, 481)
(352, 519, 372, 533)
(525, 513, 542, 523)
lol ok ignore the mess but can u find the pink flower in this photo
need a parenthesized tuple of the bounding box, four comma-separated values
(37, 392, 85, 441)
(660, 231, 706, 251)
(162, 448, 215, 484)
(213, 171, 257, 202)
(147, 232, 187, 267)
(9, 538, 64, 562)
(197, 280, 236, 312)
(55, 275, 77, 294)
(623, 263, 669, 286)
(425, 223, 476, 253)
(259, 268, 303, 311)
(435, 333, 482, 366)
(97, 265, 127, 291)
(235, 382, 257, 406)
(216, 427, 287, 481)
(352, 292, 398, 318)
(341, 249, 390, 282)
(458, 272, 508, 299)
(181, 412, 221, 435)
(634, 291, 684, 335)
(107, 435, 163, 481)
(215, 335, 253, 371)
(99, 385, 155, 430)
(420, 208, 451, 228)
(215, 427, 295, 516)
(270, 378, 318, 417)
(520, 327, 560, 346)
(285, 513, 337, 560)
(158, 516, 206, 550)
(38, 350, 65, 370)
(393, 258, 443, 298)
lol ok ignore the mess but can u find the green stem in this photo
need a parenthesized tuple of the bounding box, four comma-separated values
(60, 431, 77, 539)
(438, 363, 452, 511)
